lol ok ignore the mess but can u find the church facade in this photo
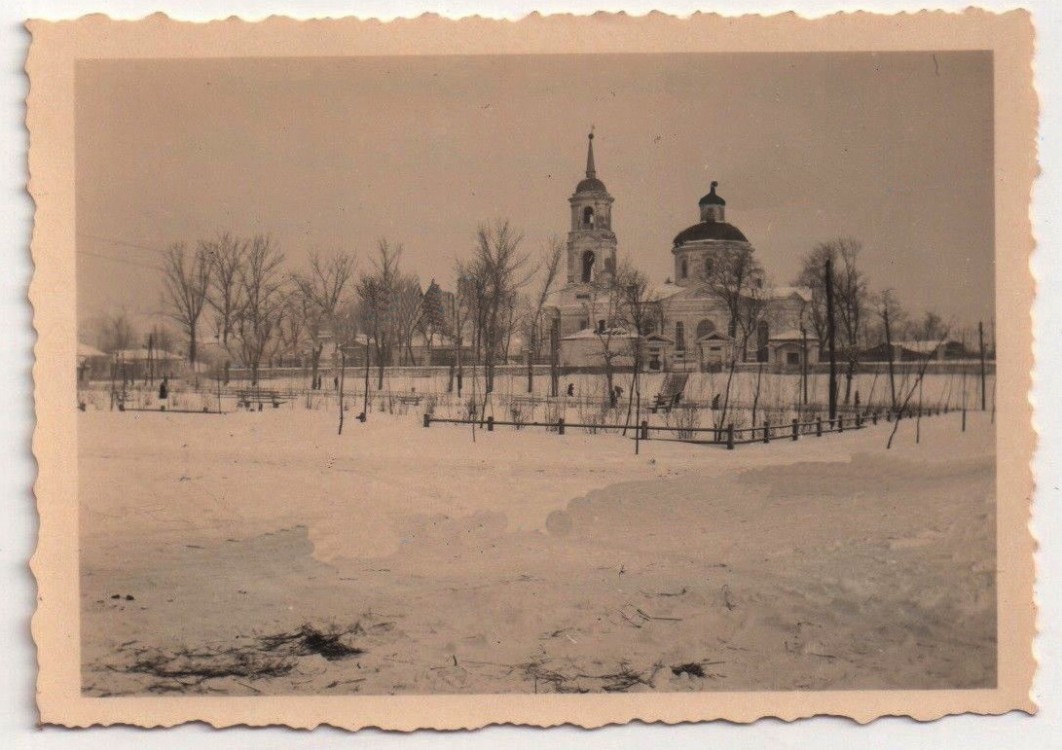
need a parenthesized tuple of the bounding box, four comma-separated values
(545, 134, 818, 373)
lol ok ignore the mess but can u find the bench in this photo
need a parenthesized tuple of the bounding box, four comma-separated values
(236, 389, 288, 409)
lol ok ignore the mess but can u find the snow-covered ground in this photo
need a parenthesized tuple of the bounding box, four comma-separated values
(78, 405, 996, 695)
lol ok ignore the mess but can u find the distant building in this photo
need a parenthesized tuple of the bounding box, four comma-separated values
(860, 339, 970, 363)
(545, 133, 817, 372)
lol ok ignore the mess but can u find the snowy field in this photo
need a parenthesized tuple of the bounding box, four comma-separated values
(79, 405, 996, 695)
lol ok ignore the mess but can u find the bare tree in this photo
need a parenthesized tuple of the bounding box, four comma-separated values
(277, 286, 311, 368)
(796, 238, 869, 403)
(203, 233, 249, 351)
(701, 247, 773, 427)
(466, 220, 533, 392)
(97, 310, 138, 354)
(355, 239, 402, 388)
(291, 250, 357, 387)
(233, 235, 287, 385)
(871, 289, 907, 411)
(391, 276, 424, 365)
(162, 241, 212, 366)
(522, 236, 564, 393)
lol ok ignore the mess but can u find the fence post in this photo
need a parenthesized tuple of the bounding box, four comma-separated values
(962, 408, 967, 432)
(726, 423, 735, 450)
(763, 420, 770, 444)
(423, 413, 430, 428)
(872, 411, 878, 425)
(558, 417, 565, 435)
(838, 416, 844, 432)
(816, 416, 823, 437)
(640, 420, 649, 440)
(487, 416, 494, 432)
(792, 418, 799, 441)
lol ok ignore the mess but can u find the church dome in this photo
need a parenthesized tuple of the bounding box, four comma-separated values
(575, 176, 608, 194)
(699, 181, 726, 206)
(673, 221, 748, 245)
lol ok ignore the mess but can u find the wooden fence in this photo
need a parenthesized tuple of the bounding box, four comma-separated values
(421, 406, 954, 449)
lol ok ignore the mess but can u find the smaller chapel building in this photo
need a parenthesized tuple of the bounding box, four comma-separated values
(545, 133, 819, 373)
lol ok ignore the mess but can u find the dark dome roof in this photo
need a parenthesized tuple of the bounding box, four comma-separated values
(699, 181, 726, 206)
(575, 176, 608, 194)
(673, 221, 748, 245)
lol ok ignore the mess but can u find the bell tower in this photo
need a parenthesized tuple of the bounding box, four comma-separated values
(566, 131, 617, 285)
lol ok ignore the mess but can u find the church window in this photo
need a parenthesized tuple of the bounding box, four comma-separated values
(583, 206, 595, 228)
(675, 321, 686, 351)
(680, 258, 688, 279)
(704, 256, 715, 277)
(757, 320, 770, 363)
(597, 319, 606, 334)
(695, 319, 715, 341)
(581, 250, 595, 283)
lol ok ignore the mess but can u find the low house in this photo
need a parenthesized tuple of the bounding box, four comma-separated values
(559, 327, 638, 370)
(111, 347, 186, 381)
(767, 329, 819, 371)
(860, 339, 969, 363)
(76, 342, 108, 382)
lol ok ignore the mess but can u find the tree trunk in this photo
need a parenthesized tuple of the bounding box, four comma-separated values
(825, 258, 837, 420)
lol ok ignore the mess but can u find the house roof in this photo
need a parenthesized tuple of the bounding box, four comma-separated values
(893, 339, 959, 353)
(114, 347, 183, 361)
(77, 342, 106, 358)
(562, 327, 637, 341)
(769, 329, 811, 342)
(771, 286, 814, 302)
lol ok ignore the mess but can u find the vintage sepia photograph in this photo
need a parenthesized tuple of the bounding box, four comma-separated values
(26, 9, 1037, 731)
(74, 50, 1002, 697)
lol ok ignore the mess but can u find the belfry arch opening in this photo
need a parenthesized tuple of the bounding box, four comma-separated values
(583, 206, 595, 228)
(581, 250, 595, 283)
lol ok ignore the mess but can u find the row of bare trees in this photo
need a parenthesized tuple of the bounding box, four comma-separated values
(156, 223, 570, 389)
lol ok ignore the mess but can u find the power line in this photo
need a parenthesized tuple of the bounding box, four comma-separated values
(77, 248, 163, 273)
(76, 232, 168, 256)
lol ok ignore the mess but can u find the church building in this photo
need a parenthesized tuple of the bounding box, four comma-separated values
(545, 133, 818, 373)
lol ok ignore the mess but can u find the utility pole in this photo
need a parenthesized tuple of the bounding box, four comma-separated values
(362, 337, 371, 422)
(549, 317, 560, 398)
(825, 257, 838, 421)
(337, 351, 347, 435)
(800, 324, 809, 406)
(978, 320, 987, 411)
(883, 301, 897, 412)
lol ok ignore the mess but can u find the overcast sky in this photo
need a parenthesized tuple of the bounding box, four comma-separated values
(76, 51, 994, 330)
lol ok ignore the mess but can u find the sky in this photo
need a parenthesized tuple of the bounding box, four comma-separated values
(75, 51, 994, 331)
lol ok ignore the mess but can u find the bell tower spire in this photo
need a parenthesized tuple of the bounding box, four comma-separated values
(585, 127, 596, 178)
(566, 130, 616, 285)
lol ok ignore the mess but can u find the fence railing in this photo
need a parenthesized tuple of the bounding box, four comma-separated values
(420, 405, 955, 446)
(421, 407, 953, 449)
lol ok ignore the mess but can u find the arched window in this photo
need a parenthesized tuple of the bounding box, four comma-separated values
(675, 321, 686, 352)
(583, 206, 595, 228)
(581, 250, 595, 283)
(597, 319, 606, 334)
(680, 258, 688, 279)
(695, 319, 715, 341)
(704, 256, 715, 277)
